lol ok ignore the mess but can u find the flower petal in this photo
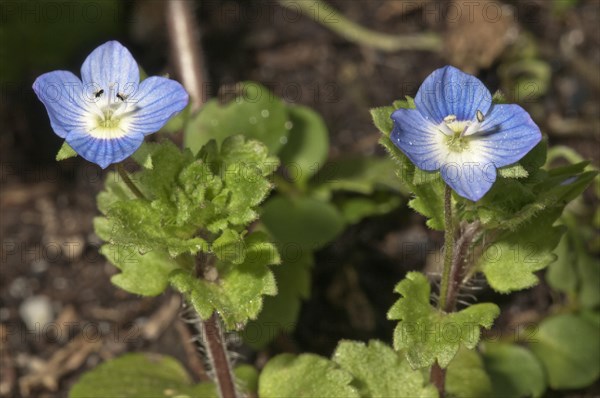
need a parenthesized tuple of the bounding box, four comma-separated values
(65, 129, 144, 169)
(471, 104, 542, 168)
(415, 65, 492, 123)
(441, 151, 497, 202)
(80, 41, 139, 96)
(390, 108, 446, 171)
(32, 71, 89, 138)
(126, 76, 189, 136)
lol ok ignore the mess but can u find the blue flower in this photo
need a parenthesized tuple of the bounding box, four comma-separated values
(33, 41, 189, 168)
(390, 65, 542, 202)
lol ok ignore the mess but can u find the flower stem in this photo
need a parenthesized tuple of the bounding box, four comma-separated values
(430, 362, 446, 397)
(278, 0, 442, 52)
(438, 184, 454, 312)
(116, 163, 146, 200)
(200, 314, 239, 398)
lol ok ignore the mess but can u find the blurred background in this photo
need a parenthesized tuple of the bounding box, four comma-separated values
(1, 0, 598, 396)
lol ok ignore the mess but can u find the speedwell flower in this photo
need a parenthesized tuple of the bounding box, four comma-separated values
(33, 41, 189, 168)
(390, 65, 541, 201)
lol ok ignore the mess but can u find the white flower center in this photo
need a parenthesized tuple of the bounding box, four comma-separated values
(437, 113, 484, 153)
(84, 86, 134, 139)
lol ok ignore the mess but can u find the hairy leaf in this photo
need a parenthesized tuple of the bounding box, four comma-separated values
(333, 340, 438, 397)
(387, 272, 499, 368)
(258, 354, 359, 398)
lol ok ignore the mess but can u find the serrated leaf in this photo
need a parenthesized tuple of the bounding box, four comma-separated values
(56, 141, 77, 161)
(479, 209, 564, 293)
(244, 250, 313, 349)
(408, 179, 445, 230)
(69, 353, 216, 398)
(445, 346, 492, 398)
(258, 354, 359, 398)
(278, 105, 329, 184)
(387, 272, 499, 368)
(100, 244, 183, 296)
(529, 314, 600, 389)
(379, 135, 416, 190)
(184, 82, 290, 155)
(261, 196, 344, 250)
(212, 229, 246, 265)
(333, 340, 438, 397)
(170, 232, 280, 330)
(481, 342, 546, 398)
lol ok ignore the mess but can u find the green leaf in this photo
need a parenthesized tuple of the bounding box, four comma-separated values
(234, 365, 259, 395)
(278, 105, 329, 184)
(332, 340, 438, 397)
(387, 272, 499, 368)
(69, 353, 216, 398)
(100, 244, 183, 296)
(479, 209, 564, 293)
(258, 354, 359, 398)
(529, 314, 600, 389)
(56, 141, 77, 161)
(379, 135, 415, 190)
(481, 342, 546, 398)
(408, 180, 445, 230)
(212, 229, 246, 265)
(370, 106, 395, 136)
(244, 250, 313, 348)
(170, 232, 280, 330)
(337, 194, 402, 225)
(184, 82, 290, 155)
(445, 347, 492, 398)
(261, 196, 344, 250)
(311, 157, 407, 198)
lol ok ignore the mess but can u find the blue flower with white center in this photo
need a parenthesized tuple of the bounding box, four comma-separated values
(33, 41, 189, 169)
(390, 65, 542, 202)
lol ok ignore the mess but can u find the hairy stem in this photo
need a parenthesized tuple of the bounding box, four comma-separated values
(430, 363, 446, 397)
(200, 314, 239, 398)
(438, 184, 454, 312)
(116, 163, 146, 200)
(166, 0, 206, 111)
(278, 0, 442, 52)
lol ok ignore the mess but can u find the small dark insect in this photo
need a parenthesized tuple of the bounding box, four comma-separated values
(94, 89, 104, 98)
(116, 93, 127, 101)
(476, 110, 485, 123)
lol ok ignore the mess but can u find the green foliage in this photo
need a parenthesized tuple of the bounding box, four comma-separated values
(100, 244, 184, 296)
(95, 137, 280, 328)
(387, 272, 499, 368)
(548, 215, 600, 309)
(56, 141, 77, 161)
(184, 82, 290, 155)
(234, 365, 259, 395)
(311, 157, 406, 198)
(258, 354, 359, 398)
(169, 232, 280, 330)
(479, 209, 565, 293)
(445, 347, 492, 398)
(244, 251, 312, 348)
(481, 342, 546, 398)
(333, 340, 438, 397)
(278, 105, 329, 185)
(529, 314, 600, 389)
(69, 353, 216, 398)
(261, 196, 345, 250)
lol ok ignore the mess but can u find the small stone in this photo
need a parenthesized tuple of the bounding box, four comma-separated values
(19, 295, 54, 331)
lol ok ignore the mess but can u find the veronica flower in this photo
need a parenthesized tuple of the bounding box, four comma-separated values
(390, 65, 541, 201)
(33, 41, 189, 168)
